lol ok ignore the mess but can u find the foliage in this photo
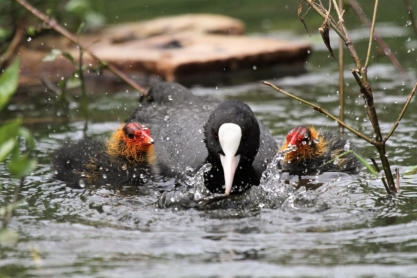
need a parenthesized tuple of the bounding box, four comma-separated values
(321, 150, 378, 177)
(0, 59, 36, 245)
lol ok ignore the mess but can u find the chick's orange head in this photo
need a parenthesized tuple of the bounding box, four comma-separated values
(280, 126, 325, 162)
(286, 126, 311, 148)
(107, 122, 154, 162)
(123, 122, 153, 147)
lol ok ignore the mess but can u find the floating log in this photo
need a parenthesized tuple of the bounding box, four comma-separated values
(18, 14, 311, 87)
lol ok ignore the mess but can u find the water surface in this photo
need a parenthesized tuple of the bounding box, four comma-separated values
(1, 6, 417, 278)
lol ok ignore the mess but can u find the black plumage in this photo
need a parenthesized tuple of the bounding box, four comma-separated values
(129, 82, 277, 194)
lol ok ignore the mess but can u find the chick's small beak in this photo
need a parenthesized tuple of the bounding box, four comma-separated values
(139, 129, 154, 145)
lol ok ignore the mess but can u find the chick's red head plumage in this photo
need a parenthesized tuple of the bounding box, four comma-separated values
(107, 122, 154, 162)
(123, 122, 153, 146)
(286, 126, 311, 148)
(280, 126, 325, 162)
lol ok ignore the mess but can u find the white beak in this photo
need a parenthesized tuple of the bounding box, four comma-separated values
(218, 123, 242, 195)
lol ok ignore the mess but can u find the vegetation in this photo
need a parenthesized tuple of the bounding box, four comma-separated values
(0, 59, 36, 245)
(265, 0, 417, 194)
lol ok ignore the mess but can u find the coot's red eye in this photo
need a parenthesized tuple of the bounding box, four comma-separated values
(213, 129, 218, 139)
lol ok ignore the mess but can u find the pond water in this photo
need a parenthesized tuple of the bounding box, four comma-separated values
(2, 3, 417, 278)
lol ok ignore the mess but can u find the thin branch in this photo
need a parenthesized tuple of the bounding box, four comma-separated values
(381, 177, 390, 194)
(364, 0, 380, 69)
(338, 0, 344, 133)
(263, 81, 375, 145)
(383, 82, 417, 143)
(370, 157, 381, 172)
(14, 0, 148, 96)
(349, 0, 406, 75)
(404, 0, 417, 39)
(396, 168, 400, 192)
(303, 0, 362, 70)
(0, 24, 24, 68)
(331, 0, 343, 19)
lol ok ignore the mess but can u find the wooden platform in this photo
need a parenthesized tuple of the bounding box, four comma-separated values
(18, 14, 311, 87)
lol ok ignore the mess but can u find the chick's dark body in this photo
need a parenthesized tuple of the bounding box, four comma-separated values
(54, 138, 153, 187)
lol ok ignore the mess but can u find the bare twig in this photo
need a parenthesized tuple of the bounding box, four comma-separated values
(303, 0, 363, 73)
(297, 1, 310, 34)
(364, 0, 380, 69)
(14, 0, 148, 96)
(299, 1, 404, 193)
(381, 177, 390, 193)
(384, 82, 417, 143)
(349, 0, 406, 74)
(370, 157, 381, 172)
(396, 168, 400, 192)
(338, 0, 344, 133)
(404, 0, 417, 39)
(0, 24, 24, 68)
(318, 1, 335, 58)
(263, 81, 375, 145)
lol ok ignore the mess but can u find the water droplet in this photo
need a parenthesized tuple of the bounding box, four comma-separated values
(79, 179, 85, 188)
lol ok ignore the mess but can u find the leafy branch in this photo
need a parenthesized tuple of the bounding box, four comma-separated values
(0, 59, 37, 245)
(266, 1, 417, 194)
(14, 0, 148, 96)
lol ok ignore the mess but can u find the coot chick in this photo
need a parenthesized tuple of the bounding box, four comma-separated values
(278, 126, 359, 175)
(129, 82, 277, 195)
(54, 122, 155, 187)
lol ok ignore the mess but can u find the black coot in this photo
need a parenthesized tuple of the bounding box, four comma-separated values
(278, 126, 359, 175)
(129, 82, 277, 195)
(53, 122, 156, 187)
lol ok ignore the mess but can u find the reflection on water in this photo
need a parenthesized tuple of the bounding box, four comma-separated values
(1, 28, 417, 278)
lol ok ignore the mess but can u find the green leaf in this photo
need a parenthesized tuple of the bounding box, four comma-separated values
(0, 27, 10, 40)
(0, 139, 16, 162)
(18, 127, 35, 150)
(85, 11, 106, 30)
(26, 26, 37, 37)
(65, 0, 90, 16)
(66, 77, 81, 90)
(0, 118, 21, 161)
(350, 151, 378, 177)
(321, 150, 378, 177)
(403, 166, 417, 176)
(0, 228, 18, 246)
(42, 49, 62, 62)
(0, 58, 20, 111)
(0, 200, 24, 216)
(62, 51, 76, 65)
(0, 118, 21, 143)
(8, 154, 37, 178)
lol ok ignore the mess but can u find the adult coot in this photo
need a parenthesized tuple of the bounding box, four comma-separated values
(54, 121, 156, 186)
(129, 82, 277, 195)
(278, 126, 359, 175)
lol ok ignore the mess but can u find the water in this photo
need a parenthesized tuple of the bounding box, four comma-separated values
(2, 9, 417, 278)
